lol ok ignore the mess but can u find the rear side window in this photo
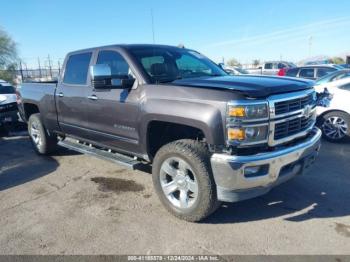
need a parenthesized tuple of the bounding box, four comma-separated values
(264, 63, 273, 69)
(317, 67, 336, 78)
(286, 68, 299, 77)
(299, 68, 315, 78)
(63, 52, 92, 85)
(0, 85, 15, 94)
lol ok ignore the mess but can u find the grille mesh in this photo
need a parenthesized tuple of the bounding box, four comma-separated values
(275, 94, 313, 115)
(274, 116, 314, 140)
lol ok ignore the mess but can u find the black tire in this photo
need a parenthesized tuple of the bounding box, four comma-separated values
(28, 113, 57, 155)
(318, 111, 350, 143)
(152, 139, 220, 222)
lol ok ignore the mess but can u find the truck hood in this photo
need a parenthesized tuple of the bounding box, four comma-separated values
(171, 75, 314, 98)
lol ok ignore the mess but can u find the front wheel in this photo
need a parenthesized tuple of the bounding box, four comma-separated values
(28, 113, 58, 155)
(319, 111, 350, 142)
(152, 139, 220, 222)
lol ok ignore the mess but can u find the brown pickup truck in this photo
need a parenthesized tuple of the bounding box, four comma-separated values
(18, 44, 322, 221)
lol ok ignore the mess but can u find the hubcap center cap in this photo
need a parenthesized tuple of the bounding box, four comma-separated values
(175, 175, 187, 189)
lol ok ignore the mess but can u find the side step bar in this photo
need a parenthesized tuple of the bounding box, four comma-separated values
(58, 138, 141, 169)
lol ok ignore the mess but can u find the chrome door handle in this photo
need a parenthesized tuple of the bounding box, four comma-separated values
(58, 92, 64, 97)
(87, 95, 98, 100)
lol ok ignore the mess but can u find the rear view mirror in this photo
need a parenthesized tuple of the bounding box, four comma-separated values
(90, 64, 135, 89)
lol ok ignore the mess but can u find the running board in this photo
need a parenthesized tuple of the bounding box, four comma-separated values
(58, 138, 141, 169)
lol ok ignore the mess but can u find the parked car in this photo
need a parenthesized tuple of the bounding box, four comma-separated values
(219, 64, 248, 75)
(286, 65, 343, 80)
(246, 61, 296, 75)
(18, 44, 321, 222)
(314, 69, 350, 86)
(340, 64, 350, 69)
(0, 80, 19, 132)
(315, 76, 350, 142)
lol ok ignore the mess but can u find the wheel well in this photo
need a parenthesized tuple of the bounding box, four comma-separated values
(317, 109, 350, 124)
(147, 121, 205, 160)
(24, 103, 39, 121)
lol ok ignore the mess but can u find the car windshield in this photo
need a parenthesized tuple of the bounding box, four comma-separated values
(315, 70, 349, 85)
(129, 46, 227, 83)
(0, 85, 15, 94)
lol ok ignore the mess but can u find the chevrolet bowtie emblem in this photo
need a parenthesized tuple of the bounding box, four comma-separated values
(303, 105, 312, 118)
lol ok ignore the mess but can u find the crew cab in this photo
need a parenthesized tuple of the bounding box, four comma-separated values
(18, 44, 321, 221)
(246, 61, 296, 75)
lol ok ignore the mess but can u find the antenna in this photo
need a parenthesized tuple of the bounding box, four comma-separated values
(151, 8, 155, 44)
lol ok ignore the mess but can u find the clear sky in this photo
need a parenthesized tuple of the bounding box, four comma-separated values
(1, 0, 350, 67)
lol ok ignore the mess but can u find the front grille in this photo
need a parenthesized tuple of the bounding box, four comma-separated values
(0, 102, 17, 113)
(275, 93, 313, 115)
(274, 116, 314, 140)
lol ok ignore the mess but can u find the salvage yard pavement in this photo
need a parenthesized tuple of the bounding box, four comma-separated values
(0, 130, 350, 255)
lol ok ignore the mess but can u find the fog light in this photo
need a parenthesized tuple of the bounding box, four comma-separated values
(244, 164, 269, 178)
(245, 166, 261, 176)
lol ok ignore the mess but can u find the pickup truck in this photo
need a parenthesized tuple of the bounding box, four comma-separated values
(246, 61, 296, 75)
(18, 44, 322, 222)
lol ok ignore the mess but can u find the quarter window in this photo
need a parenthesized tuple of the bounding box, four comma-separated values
(63, 53, 92, 85)
(264, 63, 273, 69)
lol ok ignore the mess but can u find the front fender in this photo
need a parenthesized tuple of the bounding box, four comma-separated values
(139, 98, 226, 151)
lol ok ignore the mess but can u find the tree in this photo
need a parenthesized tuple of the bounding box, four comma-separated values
(227, 58, 241, 67)
(253, 59, 260, 67)
(330, 56, 345, 64)
(0, 28, 18, 82)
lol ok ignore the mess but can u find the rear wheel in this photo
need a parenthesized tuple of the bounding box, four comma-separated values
(320, 111, 350, 142)
(28, 113, 57, 154)
(152, 139, 220, 222)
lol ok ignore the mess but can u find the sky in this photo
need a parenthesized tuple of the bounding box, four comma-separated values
(1, 0, 350, 67)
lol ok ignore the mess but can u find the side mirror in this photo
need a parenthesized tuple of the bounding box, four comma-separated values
(90, 64, 135, 89)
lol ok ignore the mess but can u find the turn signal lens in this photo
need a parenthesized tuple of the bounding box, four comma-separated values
(228, 128, 245, 140)
(228, 107, 245, 117)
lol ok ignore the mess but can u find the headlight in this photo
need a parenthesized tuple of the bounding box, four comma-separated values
(227, 125, 268, 144)
(227, 101, 269, 146)
(228, 103, 268, 119)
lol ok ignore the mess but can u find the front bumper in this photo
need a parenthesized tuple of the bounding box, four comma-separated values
(210, 127, 322, 202)
(0, 110, 19, 126)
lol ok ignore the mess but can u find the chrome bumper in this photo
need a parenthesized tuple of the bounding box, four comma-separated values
(210, 127, 322, 202)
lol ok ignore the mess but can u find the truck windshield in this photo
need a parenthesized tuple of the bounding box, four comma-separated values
(129, 47, 227, 83)
(0, 85, 16, 94)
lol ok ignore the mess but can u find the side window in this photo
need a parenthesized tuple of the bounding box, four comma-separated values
(317, 67, 336, 78)
(299, 68, 315, 78)
(286, 68, 299, 77)
(264, 63, 272, 69)
(96, 50, 132, 77)
(277, 63, 286, 69)
(63, 53, 92, 85)
(339, 83, 350, 90)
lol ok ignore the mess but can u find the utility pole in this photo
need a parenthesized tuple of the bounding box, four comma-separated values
(19, 61, 24, 81)
(151, 8, 155, 44)
(58, 60, 61, 75)
(37, 57, 42, 79)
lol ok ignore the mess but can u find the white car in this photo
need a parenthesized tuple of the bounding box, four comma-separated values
(0, 80, 18, 130)
(314, 73, 350, 142)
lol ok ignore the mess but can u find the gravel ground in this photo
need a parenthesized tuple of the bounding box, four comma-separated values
(0, 130, 349, 255)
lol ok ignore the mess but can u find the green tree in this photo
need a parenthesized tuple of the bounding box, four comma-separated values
(0, 27, 18, 82)
(253, 59, 260, 67)
(330, 56, 345, 64)
(227, 58, 241, 67)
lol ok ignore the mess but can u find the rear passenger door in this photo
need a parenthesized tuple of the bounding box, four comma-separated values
(56, 52, 93, 138)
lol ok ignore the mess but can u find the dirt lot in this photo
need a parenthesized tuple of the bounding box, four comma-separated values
(0, 130, 350, 255)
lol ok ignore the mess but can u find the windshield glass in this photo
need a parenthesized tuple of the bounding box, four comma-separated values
(129, 46, 227, 83)
(235, 67, 248, 74)
(315, 70, 349, 85)
(0, 85, 15, 94)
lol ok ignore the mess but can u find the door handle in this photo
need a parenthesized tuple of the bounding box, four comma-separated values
(87, 95, 98, 100)
(58, 92, 64, 97)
